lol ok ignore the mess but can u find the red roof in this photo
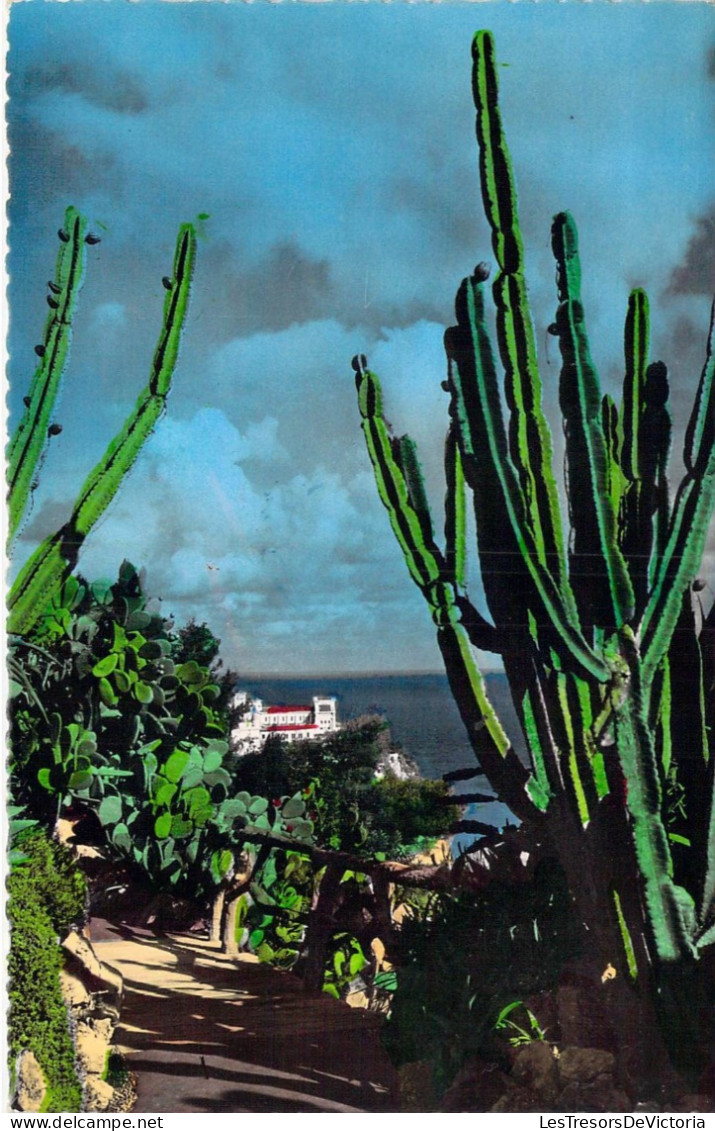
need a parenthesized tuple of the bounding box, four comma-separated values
(265, 724, 319, 732)
(266, 705, 312, 715)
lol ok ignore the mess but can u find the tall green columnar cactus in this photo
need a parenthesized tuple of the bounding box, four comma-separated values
(8, 217, 197, 636)
(7, 207, 89, 546)
(355, 31, 714, 1082)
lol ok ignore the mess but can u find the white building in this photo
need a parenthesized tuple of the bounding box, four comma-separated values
(231, 692, 339, 754)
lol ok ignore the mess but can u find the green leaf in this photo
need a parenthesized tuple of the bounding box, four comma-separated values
(281, 796, 306, 819)
(111, 823, 132, 852)
(203, 748, 224, 774)
(68, 770, 93, 790)
(218, 798, 248, 821)
(98, 677, 118, 706)
(170, 815, 194, 839)
(92, 653, 118, 677)
(154, 812, 172, 839)
(98, 794, 123, 827)
(248, 796, 269, 817)
(153, 778, 177, 808)
(164, 749, 189, 783)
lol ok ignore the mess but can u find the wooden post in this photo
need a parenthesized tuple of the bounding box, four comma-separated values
(301, 859, 344, 992)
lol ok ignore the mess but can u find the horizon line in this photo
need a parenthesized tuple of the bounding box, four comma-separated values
(236, 669, 505, 680)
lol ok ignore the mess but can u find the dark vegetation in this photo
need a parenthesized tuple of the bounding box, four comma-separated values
(383, 858, 582, 1096)
(7, 831, 88, 1112)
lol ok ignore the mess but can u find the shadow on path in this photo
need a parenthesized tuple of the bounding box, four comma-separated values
(92, 919, 399, 1113)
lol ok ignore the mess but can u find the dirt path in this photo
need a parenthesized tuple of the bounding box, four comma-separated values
(92, 920, 399, 1113)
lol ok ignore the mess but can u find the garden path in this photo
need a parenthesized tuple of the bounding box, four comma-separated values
(91, 920, 399, 1114)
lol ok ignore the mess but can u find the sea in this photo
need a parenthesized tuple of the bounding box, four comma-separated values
(239, 672, 525, 843)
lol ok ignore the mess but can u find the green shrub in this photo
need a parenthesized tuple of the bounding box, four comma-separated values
(382, 858, 582, 1098)
(8, 832, 87, 1112)
(363, 777, 459, 857)
(236, 723, 457, 857)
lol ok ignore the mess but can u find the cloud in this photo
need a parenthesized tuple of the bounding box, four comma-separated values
(665, 210, 715, 297)
(67, 405, 433, 672)
(7, 0, 714, 675)
(21, 61, 149, 115)
(201, 240, 333, 341)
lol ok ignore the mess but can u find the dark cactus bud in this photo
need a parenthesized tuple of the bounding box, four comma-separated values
(58, 229, 70, 242)
(351, 353, 368, 374)
(547, 322, 559, 336)
(162, 276, 172, 290)
(23, 396, 31, 407)
(47, 281, 61, 295)
(693, 579, 706, 592)
(46, 295, 59, 309)
(85, 233, 101, 245)
(474, 261, 491, 281)
(48, 423, 63, 436)
(34, 344, 46, 357)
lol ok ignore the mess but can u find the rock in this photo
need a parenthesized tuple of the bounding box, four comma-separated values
(557, 979, 616, 1051)
(491, 1084, 545, 1111)
(512, 1042, 560, 1103)
(558, 1046, 615, 1086)
(676, 1095, 715, 1113)
(61, 931, 123, 1018)
(83, 1077, 115, 1112)
(398, 1060, 437, 1111)
(440, 1055, 510, 1111)
(557, 1078, 631, 1113)
(59, 969, 92, 1009)
(13, 1050, 46, 1112)
(75, 1022, 109, 1076)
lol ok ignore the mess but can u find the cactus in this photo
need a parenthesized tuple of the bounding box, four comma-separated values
(7, 216, 197, 637)
(7, 208, 89, 547)
(356, 30, 714, 1073)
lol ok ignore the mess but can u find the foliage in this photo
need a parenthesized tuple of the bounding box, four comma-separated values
(235, 723, 381, 848)
(355, 28, 714, 1073)
(381, 859, 581, 1096)
(8, 832, 87, 1112)
(322, 933, 368, 999)
(246, 848, 313, 967)
(363, 776, 459, 857)
(8, 213, 196, 637)
(235, 723, 456, 857)
(494, 1000, 547, 1047)
(9, 563, 314, 901)
(169, 617, 240, 722)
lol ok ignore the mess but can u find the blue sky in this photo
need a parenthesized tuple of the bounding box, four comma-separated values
(6, 0, 714, 674)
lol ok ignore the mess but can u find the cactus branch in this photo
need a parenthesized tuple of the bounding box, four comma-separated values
(472, 30, 569, 594)
(7, 207, 88, 545)
(8, 223, 197, 636)
(640, 306, 715, 682)
(551, 211, 634, 630)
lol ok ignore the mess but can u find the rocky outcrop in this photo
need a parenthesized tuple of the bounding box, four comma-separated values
(60, 931, 132, 1112)
(440, 1044, 634, 1112)
(13, 1051, 47, 1113)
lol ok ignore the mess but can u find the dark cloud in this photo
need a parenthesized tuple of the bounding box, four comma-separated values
(14, 498, 72, 548)
(7, 118, 120, 217)
(21, 61, 148, 115)
(199, 241, 333, 341)
(665, 209, 715, 297)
